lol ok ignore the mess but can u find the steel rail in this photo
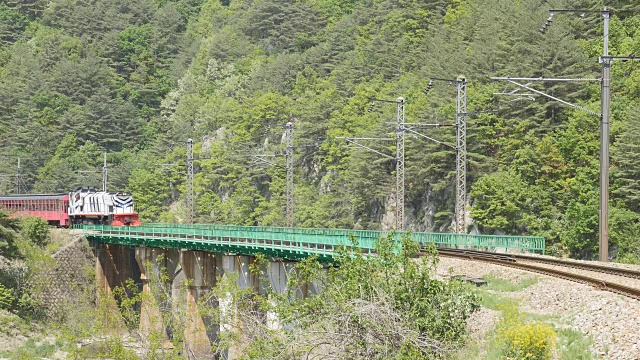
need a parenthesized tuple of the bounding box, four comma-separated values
(509, 253, 640, 279)
(437, 248, 640, 279)
(436, 249, 640, 300)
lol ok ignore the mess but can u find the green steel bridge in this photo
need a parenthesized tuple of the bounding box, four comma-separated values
(77, 223, 545, 262)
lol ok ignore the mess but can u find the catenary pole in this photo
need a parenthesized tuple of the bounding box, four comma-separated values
(285, 122, 294, 227)
(455, 76, 467, 234)
(102, 150, 107, 192)
(600, 9, 610, 261)
(540, 8, 612, 261)
(187, 139, 194, 224)
(396, 98, 405, 231)
(16, 156, 20, 194)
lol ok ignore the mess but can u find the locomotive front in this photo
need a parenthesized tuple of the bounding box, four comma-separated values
(68, 187, 141, 226)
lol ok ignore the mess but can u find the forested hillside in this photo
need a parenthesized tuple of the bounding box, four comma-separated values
(1, 0, 640, 261)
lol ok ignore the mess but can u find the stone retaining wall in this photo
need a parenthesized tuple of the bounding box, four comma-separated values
(39, 235, 95, 318)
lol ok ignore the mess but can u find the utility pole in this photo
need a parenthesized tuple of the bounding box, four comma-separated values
(285, 122, 294, 227)
(600, 10, 611, 262)
(102, 150, 107, 192)
(455, 76, 467, 235)
(395, 98, 405, 231)
(16, 156, 20, 194)
(540, 8, 612, 261)
(187, 139, 194, 224)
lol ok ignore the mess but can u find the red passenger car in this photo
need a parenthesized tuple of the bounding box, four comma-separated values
(0, 194, 70, 226)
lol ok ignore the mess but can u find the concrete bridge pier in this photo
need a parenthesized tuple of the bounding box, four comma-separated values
(261, 260, 302, 330)
(305, 265, 329, 297)
(135, 247, 179, 343)
(94, 243, 140, 335)
(219, 255, 259, 359)
(181, 250, 219, 358)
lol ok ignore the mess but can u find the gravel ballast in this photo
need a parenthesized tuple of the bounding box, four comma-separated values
(438, 256, 640, 360)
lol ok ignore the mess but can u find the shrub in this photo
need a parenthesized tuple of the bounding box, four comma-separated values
(0, 283, 15, 310)
(496, 304, 556, 360)
(19, 216, 50, 247)
(216, 235, 480, 359)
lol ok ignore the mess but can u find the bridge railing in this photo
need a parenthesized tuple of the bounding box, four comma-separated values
(77, 223, 545, 256)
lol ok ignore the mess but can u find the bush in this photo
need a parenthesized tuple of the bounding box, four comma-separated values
(496, 305, 556, 360)
(19, 216, 50, 247)
(216, 235, 480, 359)
(0, 283, 15, 310)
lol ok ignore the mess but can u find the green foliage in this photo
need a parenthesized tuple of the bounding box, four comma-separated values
(0, 337, 62, 359)
(2, 0, 640, 262)
(482, 273, 539, 293)
(0, 211, 20, 258)
(0, 215, 55, 321)
(470, 171, 549, 235)
(0, 4, 30, 46)
(0, 283, 15, 310)
(556, 328, 596, 360)
(19, 216, 49, 247)
(218, 235, 479, 358)
(127, 167, 171, 221)
(112, 278, 143, 331)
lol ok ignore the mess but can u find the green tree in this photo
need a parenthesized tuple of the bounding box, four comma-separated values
(19, 216, 49, 247)
(127, 167, 171, 221)
(471, 171, 550, 235)
(0, 211, 20, 259)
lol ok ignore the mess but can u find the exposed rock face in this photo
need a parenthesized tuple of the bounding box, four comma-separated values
(380, 187, 471, 233)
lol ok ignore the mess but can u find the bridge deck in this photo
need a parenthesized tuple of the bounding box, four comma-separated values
(77, 224, 545, 261)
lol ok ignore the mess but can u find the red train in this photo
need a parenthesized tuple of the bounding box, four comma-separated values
(0, 193, 71, 226)
(0, 187, 141, 227)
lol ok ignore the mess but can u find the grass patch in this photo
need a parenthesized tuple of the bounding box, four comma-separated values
(456, 274, 597, 360)
(0, 337, 62, 359)
(452, 332, 505, 360)
(0, 310, 31, 336)
(461, 272, 539, 311)
(483, 273, 539, 292)
(556, 328, 597, 360)
(474, 290, 511, 310)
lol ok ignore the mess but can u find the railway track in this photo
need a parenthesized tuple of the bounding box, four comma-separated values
(434, 248, 640, 300)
